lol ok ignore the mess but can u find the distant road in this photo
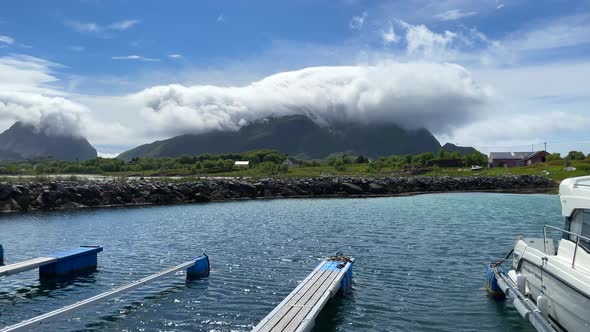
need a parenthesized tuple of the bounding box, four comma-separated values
(0, 174, 250, 181)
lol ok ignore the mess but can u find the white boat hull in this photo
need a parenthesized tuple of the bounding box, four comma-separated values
(509, 238, 590, 332)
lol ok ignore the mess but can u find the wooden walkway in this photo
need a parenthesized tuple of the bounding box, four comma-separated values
(253, 257, 353, 332)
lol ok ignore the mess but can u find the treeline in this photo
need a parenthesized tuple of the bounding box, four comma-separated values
(0, 148, 490, 176)
(0, 150, 290, 175)
(547, 151, 590, 161)
(1, 148, 587, 177)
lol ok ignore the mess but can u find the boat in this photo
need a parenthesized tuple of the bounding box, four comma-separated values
(471, 165, 484, 171)
(487, 176, 590, 332)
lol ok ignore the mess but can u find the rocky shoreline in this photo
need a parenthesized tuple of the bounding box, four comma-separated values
(0, 175, 556, 213)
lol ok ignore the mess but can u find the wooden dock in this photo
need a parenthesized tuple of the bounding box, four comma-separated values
(253, 255, 354, 332)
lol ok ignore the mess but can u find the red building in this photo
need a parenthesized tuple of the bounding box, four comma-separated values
(489, 151, 549, 167)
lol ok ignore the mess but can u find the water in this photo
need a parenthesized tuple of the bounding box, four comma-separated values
(0, 193, 561, 331)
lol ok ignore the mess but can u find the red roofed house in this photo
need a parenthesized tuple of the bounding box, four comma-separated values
(489, 151, 549, 168)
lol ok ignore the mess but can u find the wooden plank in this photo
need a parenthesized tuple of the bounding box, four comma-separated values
(257, 267, 331, 332)
(294, 261, 352, 332)
(0, 257, 56, 277)
(254, 261, 327, 331)
(258, 261, 339, 332)
(253, 258, 354, 332)
(279, 270, 341, 331)
(273, 270, 337, 331)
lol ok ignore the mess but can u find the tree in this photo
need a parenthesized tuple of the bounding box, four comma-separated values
(334, 159, 347, 172)
(177, 155, 194, 164)
(355, 156, 369, 164)
(564, 157, 572, 168)
(464, 152, 487, 166)
(567, 151, 585, 160)
(258, 161, 277, 174)
(262, 152, 285, 164)
(546, 153, 561, 161)
(413, 152, 435, 166)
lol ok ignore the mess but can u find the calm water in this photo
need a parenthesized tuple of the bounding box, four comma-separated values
(0, 193, 562, 331)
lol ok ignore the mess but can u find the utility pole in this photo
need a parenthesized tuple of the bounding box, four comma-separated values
(544, 142, 547, 152)
(531, 144, 534, 152)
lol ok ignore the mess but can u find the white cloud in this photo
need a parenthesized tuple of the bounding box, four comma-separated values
(108, 19, 139, 31)
(506, 14, 590, 51)
(168, 54, 183, 59)
(69, 21, 99, 33)
(496, 4, 505, 9)
(381, 24, 398, 44)
(69, 46, 85, 52)
(401, 21, 457, 57)
(112, 55, 160, 61)
(0, 55, 88, 137)
(68, 19, 139, 34)
(0, 55, 64, 95)
(434, 9, 477, 21)
(0, 92, 87, 137)
(350, 11, 368, 30)
(217, 14, 224, 22)
(97, 151, 119, 158)
(131, 62, 491, 137)
(0, 35, 15, 45)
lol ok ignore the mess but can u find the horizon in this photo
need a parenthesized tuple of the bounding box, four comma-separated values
(1, 0, 589, 157)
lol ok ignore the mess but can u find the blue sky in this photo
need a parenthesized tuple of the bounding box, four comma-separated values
(1, 0, 589, 156)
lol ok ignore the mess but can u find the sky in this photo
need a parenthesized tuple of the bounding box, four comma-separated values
(0, 0, 589, 157)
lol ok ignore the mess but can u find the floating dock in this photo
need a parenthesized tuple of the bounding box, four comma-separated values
(253, 254, 353, 332)
(0, 255, 209, 332)
(0, 246, 103, 278)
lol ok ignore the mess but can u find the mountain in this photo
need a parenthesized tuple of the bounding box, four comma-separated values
(441, 143, 478, 156)
(118, 115, 441, 160)
(0, 122, 97, 161)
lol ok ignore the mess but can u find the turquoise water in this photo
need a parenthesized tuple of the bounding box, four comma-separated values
(0, 193, 561, 331)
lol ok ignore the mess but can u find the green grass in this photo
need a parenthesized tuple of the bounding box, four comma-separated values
(423, 160, 590, 181)
(1, 160, 589, 182)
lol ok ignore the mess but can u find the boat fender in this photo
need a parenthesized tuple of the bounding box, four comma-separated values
(516, 273, 526, 294)
(537, 294, 549, 319)
(513, 298, 531, 319)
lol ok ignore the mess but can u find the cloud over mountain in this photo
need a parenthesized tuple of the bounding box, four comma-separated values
(0, 92, 86, 137)
(0, 55, 87, 137)
(132, 62, 492, 137)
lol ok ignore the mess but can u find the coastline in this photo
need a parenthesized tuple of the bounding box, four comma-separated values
(0, 175, 557, 214)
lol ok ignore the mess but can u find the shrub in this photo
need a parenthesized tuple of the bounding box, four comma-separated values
(334, 159, 347, 172)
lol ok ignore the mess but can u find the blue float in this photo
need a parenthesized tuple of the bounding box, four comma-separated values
(186, 254, 210, 279)
(486, 263, 504, 296)
(39, 246, 103, 278)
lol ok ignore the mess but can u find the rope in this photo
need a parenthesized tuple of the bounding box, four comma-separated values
(327, 251, 352, 269)
(491, 239, 520, 267)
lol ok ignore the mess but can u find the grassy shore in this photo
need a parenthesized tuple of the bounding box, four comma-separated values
(0, 159, 588, 183)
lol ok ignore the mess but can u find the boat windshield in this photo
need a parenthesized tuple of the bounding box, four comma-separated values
(564, 209, 590, 251)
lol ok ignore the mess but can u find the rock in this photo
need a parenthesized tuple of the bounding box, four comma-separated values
(60, 201, 85, 210)
(341, 182, 364, 194)
(194, 193, 211, 202)
(0, 175, 555, 213)
(369, 183, 385, 194)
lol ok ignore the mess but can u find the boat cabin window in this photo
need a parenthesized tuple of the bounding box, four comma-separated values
(565, 209, 590, 251)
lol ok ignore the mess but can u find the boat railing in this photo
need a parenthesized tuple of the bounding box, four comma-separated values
(544, 224, 590, 268)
